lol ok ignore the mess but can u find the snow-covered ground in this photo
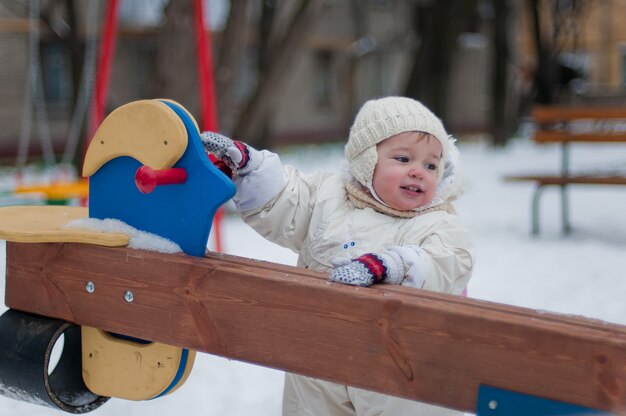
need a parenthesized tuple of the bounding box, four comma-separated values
(1, 138, 625, 415)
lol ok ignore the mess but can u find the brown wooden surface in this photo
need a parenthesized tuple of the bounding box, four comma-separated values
(532, 106, 626, 122)
(4, 242, 626, 413)
(531, 106, 626, 144)
(505, 175, 626, 186)
(534, 130, 626, 143)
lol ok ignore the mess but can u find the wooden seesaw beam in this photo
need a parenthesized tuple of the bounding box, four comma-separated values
(4, 242, 626, 414)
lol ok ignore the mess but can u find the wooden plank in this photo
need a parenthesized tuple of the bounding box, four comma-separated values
(4, 242, 626, 413)
(531, 106, 626, 143)
(532, 106, 626, 122)
(534, 130, 626, 143)
(504, 175, 626, 186)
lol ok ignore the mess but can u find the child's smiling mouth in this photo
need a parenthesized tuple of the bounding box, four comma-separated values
(401, 185, 423, 193)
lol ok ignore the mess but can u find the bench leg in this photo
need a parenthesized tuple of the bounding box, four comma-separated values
(560, 142, 572, 235)
(531, 185, 544, 235)
(560, 185, 571, 235)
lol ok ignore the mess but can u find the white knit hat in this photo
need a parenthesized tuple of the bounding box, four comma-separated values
(345, 96, 448, 189)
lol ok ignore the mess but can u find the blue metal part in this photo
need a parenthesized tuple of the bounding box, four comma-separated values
(477, 385, 614, 416)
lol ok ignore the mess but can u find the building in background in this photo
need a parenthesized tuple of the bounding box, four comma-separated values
(516, 0, 626, 104)
(0, 0, 625, 163)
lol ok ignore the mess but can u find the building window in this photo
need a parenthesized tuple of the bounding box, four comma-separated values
(314, 50, 333, 108)
(372, 53, 390, 97)
(119, 0, 167, 26)
(557, 51, 589, 93)
(40, 41, 72, 107)
(369, 0, 392, 9)
(130, 41, 156, 97)
(235, 47, 258, 102)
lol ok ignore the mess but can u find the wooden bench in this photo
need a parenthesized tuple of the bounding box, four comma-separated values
(505, 106, 626, 235)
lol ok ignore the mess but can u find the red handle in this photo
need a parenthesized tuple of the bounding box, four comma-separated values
(135, 166, 187, 194)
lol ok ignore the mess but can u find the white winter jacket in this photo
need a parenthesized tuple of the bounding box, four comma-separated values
(232, 148, 473, 415)
(235, 150, 474, 295)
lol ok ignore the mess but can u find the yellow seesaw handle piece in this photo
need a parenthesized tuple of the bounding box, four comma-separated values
(82, 100, 188, 178)
(0, 206, 129, 247)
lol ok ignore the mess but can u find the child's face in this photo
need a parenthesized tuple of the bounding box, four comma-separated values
(372, 132, 442, 211)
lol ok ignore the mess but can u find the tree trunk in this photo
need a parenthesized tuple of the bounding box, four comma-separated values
(232, 0, 328, 144)
(343, 0, 366, 127)
(215, 0, 249, 134)
(529, 0, 555, 104)
(64, 0, 82, 107)
(491, 0, 513, 146)
(149, 1, 199, 116)
(252, 0, 278, 147)
(404, 1, 477, 124)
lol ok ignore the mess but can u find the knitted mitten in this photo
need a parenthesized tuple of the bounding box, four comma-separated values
(200, 131, 262, 176)
(329, 251, 404, 287)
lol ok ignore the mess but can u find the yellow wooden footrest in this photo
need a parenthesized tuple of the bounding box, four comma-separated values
(82, 327, 195, 400)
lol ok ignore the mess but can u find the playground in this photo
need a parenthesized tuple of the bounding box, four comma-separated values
(1, 137, 626, 416)
(1, 1, 626, 415)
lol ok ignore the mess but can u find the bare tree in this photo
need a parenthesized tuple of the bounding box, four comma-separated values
(527, 0, 592, 104)
(149, 1, 199, 115)
(231, 0, 328, 144)
(404, 0, 478, 124)
(37, 0, 83, 112)
(491, 0, 514, 146)
(152, 0, 327, 146)
(215, 0, 249, 133)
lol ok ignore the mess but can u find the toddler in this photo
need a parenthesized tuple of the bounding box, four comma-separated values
(202, 96, 474, 415)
